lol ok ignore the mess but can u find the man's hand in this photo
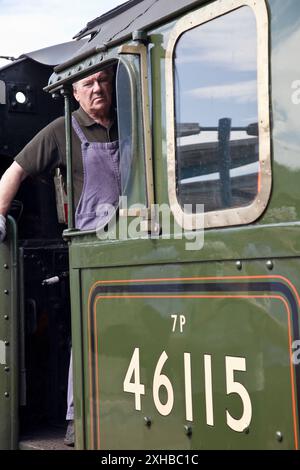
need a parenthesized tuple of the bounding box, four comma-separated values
(0, 215, 6, 242)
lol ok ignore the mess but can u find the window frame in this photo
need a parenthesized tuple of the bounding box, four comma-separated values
(58, 57, 143, 238)
(165, 0, 271, 230)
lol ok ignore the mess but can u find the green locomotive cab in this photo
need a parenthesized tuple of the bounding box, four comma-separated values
(1, 0, 300, 450)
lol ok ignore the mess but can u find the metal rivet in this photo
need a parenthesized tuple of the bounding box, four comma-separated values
(184, 425, 192, 437)
(266, 260, 274, 270)
(4, 315, 9, 320)
(144, 416, 152, 427)
(244, 427, 250, 435)
(4, 367, 9, 372)
(4, 290, 9, 295)
(4, 341, 9, 346)
(4, 392, 9, 398)
(3, 264, 8, 269)
(236, 261, 242, 270)
(276, 431, 283, 442)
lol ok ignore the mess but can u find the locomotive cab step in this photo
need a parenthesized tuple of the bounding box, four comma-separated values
(19, 426, 73, 451)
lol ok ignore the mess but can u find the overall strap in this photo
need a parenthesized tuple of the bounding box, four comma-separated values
(72, 116, 88, 143)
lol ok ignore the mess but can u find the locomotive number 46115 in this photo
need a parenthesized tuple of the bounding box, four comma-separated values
(123, 348, 252, 433)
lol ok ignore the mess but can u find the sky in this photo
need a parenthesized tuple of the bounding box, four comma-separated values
(0, 0, 127, 67)
(175, 7, 258, 128)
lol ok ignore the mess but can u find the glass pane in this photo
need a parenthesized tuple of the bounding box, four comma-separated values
(174, 7, 259, 213)
(116, 57, 147, 210)
(116, 61, 133, 194)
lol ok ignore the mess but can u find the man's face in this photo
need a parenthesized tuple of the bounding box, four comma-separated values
(73, 70, 113, 118)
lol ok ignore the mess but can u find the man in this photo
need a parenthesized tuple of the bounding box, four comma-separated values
(0, 66, 120, 446)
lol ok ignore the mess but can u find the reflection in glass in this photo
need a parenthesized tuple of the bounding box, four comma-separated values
(116, 61, 133, 193)
(174, 7, 259, 213)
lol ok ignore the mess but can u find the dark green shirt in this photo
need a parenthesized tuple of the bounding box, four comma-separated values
(15, 107, 118, 208)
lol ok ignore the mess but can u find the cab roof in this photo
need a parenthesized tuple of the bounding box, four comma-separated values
(57, 0, 205, 70)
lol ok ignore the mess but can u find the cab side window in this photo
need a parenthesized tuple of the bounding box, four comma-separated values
(116, 61, 133, 194)
(174, 7, 259, 213)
